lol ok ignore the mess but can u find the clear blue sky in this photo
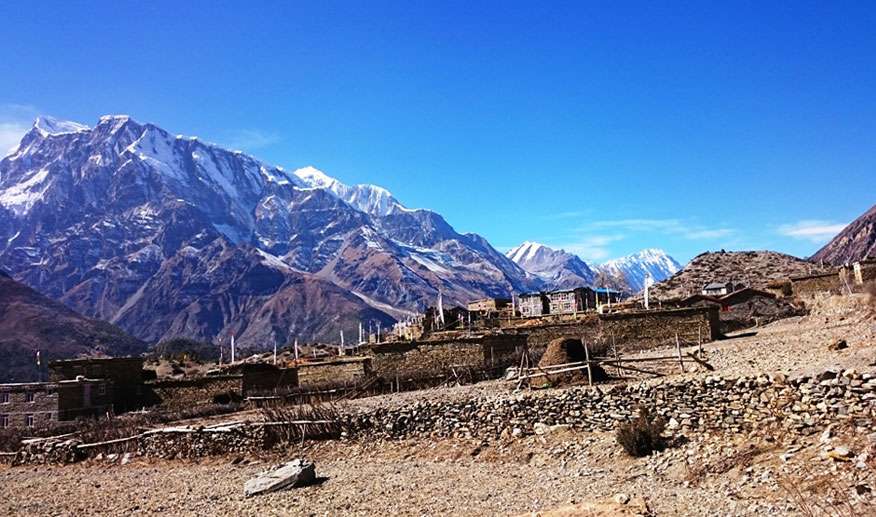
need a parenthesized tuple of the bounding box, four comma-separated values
(2, 2, 874, 264)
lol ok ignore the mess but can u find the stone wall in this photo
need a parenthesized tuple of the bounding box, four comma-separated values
(368, 334, 527, 384)
(792, 273, 843, 297)
(344, 369, 876, 440)
(147, 376, 243, 410)
(297, 358, 373, 388)
(504, 307, 719, 355)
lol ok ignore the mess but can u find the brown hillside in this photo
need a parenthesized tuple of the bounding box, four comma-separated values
(0, 271, 146, 382)
(649, 250, 829, 300)
(811, 204, 876, 265)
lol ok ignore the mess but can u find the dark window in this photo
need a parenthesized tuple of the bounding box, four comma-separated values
(0, 414, 7, 428)
(25, 414, 34, 427)
(25, 392, 35, 403)
(98, 384, 106, 395)
(0, 392, 8, 404)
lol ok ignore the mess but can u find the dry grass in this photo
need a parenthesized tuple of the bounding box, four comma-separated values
(615, 406, 666, 457)
(685, 442, 767, 486)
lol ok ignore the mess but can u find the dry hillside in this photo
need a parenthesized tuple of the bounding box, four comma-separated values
(649, 250, 829, 300)
(0, 270, 146, 382)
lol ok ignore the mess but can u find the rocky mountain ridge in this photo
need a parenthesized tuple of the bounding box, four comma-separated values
(0, 115, 533, 347)
(811, 204, 876, 265)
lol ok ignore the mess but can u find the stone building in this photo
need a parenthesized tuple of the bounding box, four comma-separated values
(547, 287, 592, 314)
(49, 357, 147, 412)
(702, 282, 735, 296)
(518, 292, 549, 317)
(0, 378, 113, 429)
(466, 298, 512, 317)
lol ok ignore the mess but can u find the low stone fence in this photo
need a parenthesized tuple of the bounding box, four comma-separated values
(343, 369, 876, 440)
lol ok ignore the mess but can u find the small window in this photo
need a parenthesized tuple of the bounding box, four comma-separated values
(98, 384, 106, 395)
(0, 392, 8, 404)
(0, 414, 7, 428)
(25, 414, 34, 428)
(25, 391, 35, 403)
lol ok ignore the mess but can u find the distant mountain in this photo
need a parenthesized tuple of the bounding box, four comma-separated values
(649, 250, 830, 300)
(506, 242, 679, 293)
(506, 241, 595, 289)
(811, 204, 876, 265)
(0, 270, 146, 382)
(0, 115, 533, 348)
(595, 249, 681, 292)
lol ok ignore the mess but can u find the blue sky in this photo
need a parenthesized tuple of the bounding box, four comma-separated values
(1, 2, 874, 264)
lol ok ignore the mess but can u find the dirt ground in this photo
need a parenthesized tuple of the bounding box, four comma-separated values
(2, 294, 874, 516)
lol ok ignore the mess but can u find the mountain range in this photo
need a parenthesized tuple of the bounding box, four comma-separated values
(0, 115, 686, 348)
(811, 203, 876, 265)
(505, 242, 681, 292)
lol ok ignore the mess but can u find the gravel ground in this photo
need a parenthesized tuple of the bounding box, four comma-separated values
(3, 425, 873, 516)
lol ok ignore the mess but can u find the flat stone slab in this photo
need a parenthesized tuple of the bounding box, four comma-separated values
(244, 459, 316, 497)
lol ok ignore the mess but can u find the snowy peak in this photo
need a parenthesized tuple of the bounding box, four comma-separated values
(506, 241, 546, 264)
(506, 242, 595, 289)
(32, 116, 90, 137)
(507, 241, 681, 293)
(292, 166, 405, 217)
(597, 248, 681, 292)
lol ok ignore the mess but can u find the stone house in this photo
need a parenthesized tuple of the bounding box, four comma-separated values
(702, 282, 735, 296)
(518, 292, 549, 317)
(0, 378, 113, 429)
(547, 287, 593, 314)
(49, 357, 147, 412)
(466, 298, 511, 313)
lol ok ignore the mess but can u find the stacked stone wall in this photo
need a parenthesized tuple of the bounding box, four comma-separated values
(345, 369, 876, 440)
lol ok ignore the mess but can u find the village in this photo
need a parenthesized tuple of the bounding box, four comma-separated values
(4, 258, 873, 430)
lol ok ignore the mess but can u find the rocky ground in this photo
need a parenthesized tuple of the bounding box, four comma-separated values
(1, 295, 874, 516)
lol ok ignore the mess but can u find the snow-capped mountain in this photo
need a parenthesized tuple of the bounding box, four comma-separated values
(0, 115, 532, 347)
(506, 241, 595, 289)
(595, 248, 682, 292)
(506, 242, 680, 293)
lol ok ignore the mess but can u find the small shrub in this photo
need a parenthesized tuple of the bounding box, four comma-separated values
(616, 406, 666, 457)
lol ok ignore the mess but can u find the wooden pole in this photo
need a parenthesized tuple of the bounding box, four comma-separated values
(583, 339, 593, 386)
(697, 327, 703, 359)
(613, 339, 622, 378)
(675, 332, 685, 373)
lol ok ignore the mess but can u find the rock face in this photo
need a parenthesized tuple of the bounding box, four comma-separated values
(649, 250, 829, 300)
(244, 459, 317, 497)
(0, 115, 533, 347)
(0, 270, 145, 382)
(811, 204, 876, 265)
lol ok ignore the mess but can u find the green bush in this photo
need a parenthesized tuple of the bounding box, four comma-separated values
(616, 405, 667, 457)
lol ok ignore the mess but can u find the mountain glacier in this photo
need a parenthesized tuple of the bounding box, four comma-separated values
(0, 115, 532, 347)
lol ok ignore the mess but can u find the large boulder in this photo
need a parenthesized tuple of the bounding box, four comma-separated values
(244, 459, 317, 497)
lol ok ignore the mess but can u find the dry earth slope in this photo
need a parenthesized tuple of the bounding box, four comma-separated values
(0, 270, 146, 382)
